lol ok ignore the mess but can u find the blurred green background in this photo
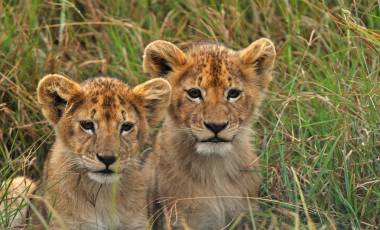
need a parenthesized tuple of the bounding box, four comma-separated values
(0, 0, 379, 229)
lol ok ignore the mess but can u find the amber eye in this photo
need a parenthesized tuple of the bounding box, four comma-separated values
(227, 89, 242, 100)
(80, 120, 95, 134)
(186, 88, 202, 100)
(121, 122, 134, 134)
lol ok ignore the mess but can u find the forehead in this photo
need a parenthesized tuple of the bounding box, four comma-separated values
(75, 78, 138, 121)
(181, 44, 244, 88)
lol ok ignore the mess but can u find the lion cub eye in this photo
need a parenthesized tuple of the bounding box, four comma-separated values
(226, 89, 242, 102)
(80, 120, 96, 134)
(186, 88, 203, 101)
(121, 122, 135, 134)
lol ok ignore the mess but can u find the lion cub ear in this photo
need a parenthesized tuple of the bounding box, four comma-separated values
(143, 40, 187, 78)
(239, 38, 276, 88)
(132, 78, 171, 126)
(37, 74, 82, 124)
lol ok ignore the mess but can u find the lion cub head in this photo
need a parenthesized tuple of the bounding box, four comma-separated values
(143, 39, 275, 156)
(37, 75, 171, 183)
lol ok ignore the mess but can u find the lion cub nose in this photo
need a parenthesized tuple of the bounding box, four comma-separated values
(96, 154, 117, 167)
(204, 122, 228, 134)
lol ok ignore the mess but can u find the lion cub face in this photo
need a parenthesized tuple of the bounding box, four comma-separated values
(143, 39, 275, 156)
(37, 75, 171, 183)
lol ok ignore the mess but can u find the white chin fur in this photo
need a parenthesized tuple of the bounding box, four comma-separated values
(195, 142, 232, 156)
(87, 172, 120, 184)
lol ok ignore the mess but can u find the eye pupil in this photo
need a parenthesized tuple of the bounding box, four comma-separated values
(121, 122, 134, 133)
(187, 88, 202, 99)
(228, 89, 241, 99)
(80, 121, 95, 131)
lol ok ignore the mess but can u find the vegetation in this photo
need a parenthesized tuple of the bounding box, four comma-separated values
(0, 0, 379, 229)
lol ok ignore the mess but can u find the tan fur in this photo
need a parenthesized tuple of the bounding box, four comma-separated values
(0, 176, 37, 228)
(143, 39, 276, 229)
(34, 74, 171, 229)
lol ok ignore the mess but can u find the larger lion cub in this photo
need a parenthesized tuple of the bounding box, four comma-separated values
(143, 39, 276, 229)
(36, 74, 171, 229)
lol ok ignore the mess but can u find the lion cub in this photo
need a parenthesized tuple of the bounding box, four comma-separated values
(143, 39, 276, 229)
(35, 74, 171, 229)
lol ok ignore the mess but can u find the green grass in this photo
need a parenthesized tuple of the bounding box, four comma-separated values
(0, 0, 379, 229)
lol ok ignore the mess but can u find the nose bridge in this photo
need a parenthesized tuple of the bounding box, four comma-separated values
(96, 121, 120, 155)
(204, 101, 228, 124)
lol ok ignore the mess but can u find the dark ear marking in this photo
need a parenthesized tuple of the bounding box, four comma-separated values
(37, 74, 82, 124)
(239, 38, 276, 89)
(254, 56, 266, 75)
(151, 51, 172, 76)
(51, 92, 67, 119)
(143, 40, 187, 78)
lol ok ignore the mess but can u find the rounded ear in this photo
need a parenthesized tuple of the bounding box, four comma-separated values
(239, 38, 276, 88)
(132, 78, 171, 126)
(37, 74, 82, 124)
(143, 40, 187, 78)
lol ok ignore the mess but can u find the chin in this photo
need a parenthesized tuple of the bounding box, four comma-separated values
(87, 172, 120, 184)
(195, 142, 232, 156)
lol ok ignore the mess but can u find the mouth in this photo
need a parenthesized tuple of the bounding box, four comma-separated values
(87, 169, 120, 184)
(200, 137, 230, 143)
(94, 168, 115, 174)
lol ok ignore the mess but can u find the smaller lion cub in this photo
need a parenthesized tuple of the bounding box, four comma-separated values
(35, 74, 171, 229)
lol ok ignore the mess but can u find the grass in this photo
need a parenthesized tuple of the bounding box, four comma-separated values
(0, 0, 379, 229)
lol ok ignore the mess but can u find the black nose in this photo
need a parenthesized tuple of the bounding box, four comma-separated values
(204, 122, 228, 134)
(96, 154, 117, 167)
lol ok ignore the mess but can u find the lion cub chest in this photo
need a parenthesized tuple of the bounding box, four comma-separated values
(160, 174, 255, 229)
(83, 205, 122, 229)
